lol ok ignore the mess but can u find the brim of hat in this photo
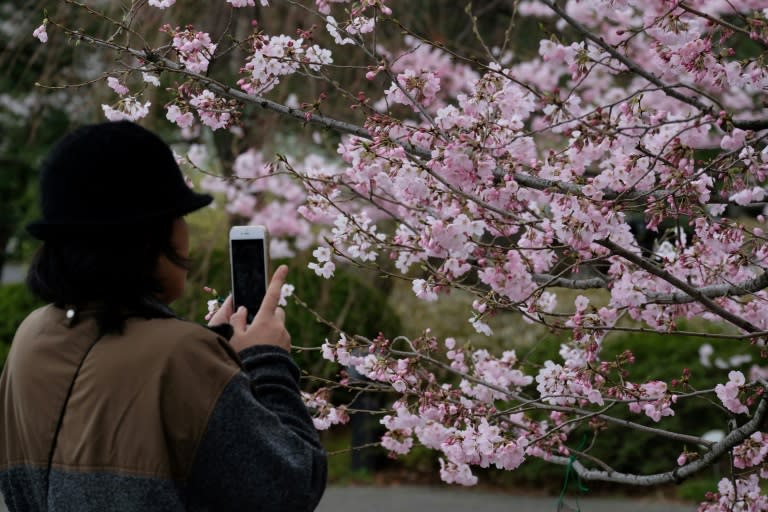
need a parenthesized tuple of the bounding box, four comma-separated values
(27, 192, 214, 240)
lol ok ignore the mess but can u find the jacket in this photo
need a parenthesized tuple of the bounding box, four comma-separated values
(0, 303, 327, 511)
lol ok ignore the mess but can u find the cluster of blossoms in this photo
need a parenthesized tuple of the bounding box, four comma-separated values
(163, 25, 218, 75)
(373, 35, 477, 110)
(164, 86, 237, 131)
(716, 371, 751, 415)
(325, 15, 375, 46)
(301, 389, 350, 430)
(378, 399, 531, 486)
(318, 333, 578, 484)
(101, 76, 151, 122)
(700, 474, 768, 512)
(384, 69, 442, 111)
(733, 432, 768, 470)
(188, 90, 233, 130)
(238, 35, 333, 96)
(625, 381, 676, 423)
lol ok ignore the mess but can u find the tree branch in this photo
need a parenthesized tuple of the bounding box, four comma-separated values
(600, 239, 762, 333)
(531, 273, 608, 289)
(647, 272, 768, 304)
(533, 267, 768, 305)
(549, 393, 768, 485)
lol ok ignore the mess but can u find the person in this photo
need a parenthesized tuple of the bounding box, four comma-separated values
(0, 121, 327, 511)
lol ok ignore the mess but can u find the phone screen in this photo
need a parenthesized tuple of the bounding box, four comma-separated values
(231, 238, 267, 322)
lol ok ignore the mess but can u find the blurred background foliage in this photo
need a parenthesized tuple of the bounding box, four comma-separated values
(0, 0, 755, 500)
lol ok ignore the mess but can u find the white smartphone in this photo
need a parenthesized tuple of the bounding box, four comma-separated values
(229, 225, 270, 323)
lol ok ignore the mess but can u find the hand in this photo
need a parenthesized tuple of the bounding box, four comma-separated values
(207, 294, 234, 327)
(228, 265, 291, 353)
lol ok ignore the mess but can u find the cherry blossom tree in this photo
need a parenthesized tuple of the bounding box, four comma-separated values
(25, 0, 768, 508)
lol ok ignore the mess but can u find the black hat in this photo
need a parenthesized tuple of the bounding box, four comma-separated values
(27, 121, 213, 240)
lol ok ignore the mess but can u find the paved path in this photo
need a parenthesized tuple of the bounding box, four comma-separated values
(0, 486, 696, 511)
(0, 263, 24, 285)
(316, 486, 697, 512)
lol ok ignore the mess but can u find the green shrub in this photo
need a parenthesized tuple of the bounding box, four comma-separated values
(586, 325, 751, 476)
(0, 283, 43, 344)
(677, 475, 720, 502)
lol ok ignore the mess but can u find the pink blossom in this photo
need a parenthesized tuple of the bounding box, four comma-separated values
(412, 279, 438, 302)
(438, 459, 478, 486)
(384, 69, 442, 112)
(101, 98, 151, 122)
(715, 371, 749, 415)
(326, 16, 355, 45)
(729, 186, 765, 206)
(106, 77, 129, 96)
(302, 391, 350, 430)
(189, 90, 231, 130)
(142, 73, 161, 87)
(733, 432, 768, 469)
(699, 475, 768, 511)
(308, 246, 335, 278)
(381, 432, 413, 454)
(32, 24, 47, 43)
(169, 27, 217, 74)
(204, 299, 220, 322)
(148, 0, 175, 7)
(574, 295, 589, 313)
(720, 129, 747, 151)
(469, 317, 492, 336)
(165, 105, 195, 128)
(278, 283, 294, 307)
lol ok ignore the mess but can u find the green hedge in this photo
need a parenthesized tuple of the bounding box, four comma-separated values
(579, 326, 746, 475)
(0, 282, 43, 368)
(0, 282, 43, 344)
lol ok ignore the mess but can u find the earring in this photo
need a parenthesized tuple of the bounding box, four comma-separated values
(65, 307, 77, 327)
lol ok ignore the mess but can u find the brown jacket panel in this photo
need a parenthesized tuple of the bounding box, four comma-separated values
(0, 305, 241, 480)
(0, 305, 100, 469)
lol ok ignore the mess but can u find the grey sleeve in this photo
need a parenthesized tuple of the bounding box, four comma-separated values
(186, 345, 327, 512)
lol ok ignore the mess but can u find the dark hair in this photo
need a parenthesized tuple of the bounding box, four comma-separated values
(26, 217, 190, 334)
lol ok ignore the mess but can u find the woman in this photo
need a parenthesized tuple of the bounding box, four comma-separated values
(0, 121, 327, 511)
